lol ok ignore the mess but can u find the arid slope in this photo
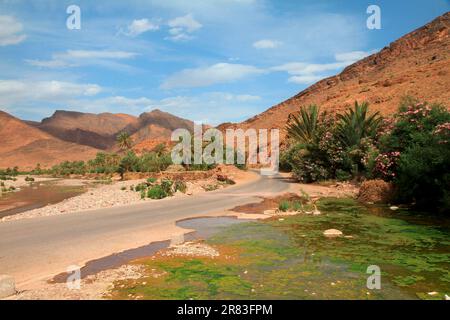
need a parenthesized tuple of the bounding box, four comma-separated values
(221, 13, 450, 139)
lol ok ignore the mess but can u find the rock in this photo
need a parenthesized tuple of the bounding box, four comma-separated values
(427, 291, 438, 296)
(263, 210, 277, 215)
(323, 229, 343, 238)
(358, 180, 394, 204)
(445, 294, 450, 300)
(0, 275, 16, 298)
(390, 206, 399, 211)
(166, 165, 185, 172)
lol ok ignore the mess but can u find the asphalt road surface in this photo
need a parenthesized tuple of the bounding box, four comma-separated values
(0, 172, 290, 286)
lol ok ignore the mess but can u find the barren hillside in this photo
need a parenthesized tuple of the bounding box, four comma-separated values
(0, 111, 100, 169)
(221, 13, 450, 139)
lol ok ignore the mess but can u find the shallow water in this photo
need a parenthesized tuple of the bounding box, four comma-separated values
(51, 216, 248, 283)
(110, 198, 450, 300)
(0, 181, 86, 218)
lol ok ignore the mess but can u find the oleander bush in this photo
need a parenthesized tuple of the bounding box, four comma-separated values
(283, 97, 450, 213)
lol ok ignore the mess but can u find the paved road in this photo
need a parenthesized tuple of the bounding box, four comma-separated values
(0, 172, 290, 286)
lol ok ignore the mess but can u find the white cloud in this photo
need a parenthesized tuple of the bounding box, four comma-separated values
(59, 50, 138, 60)
(335, 50, 373, 62)
(272, 49, 376, 85)
(0, 15, 26, 46)
(166, 14, 202, 41)
(272, 62, 349, 76)
(148, 92, 262, 125)
(0, 80, 101, 106)
(161, 63, 264, 89)
(287, 75, 323, 85)
(26, 50, 138, 69)
(125, 19, 159, 37)
(64, 96, 154, 113)
(253, 39, 282, 49)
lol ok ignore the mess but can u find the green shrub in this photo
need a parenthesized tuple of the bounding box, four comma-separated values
(140, 152, 172, 172)
(147, 177, 157, 184)
(336, 169, 352, 182)
(160, 179, 174, 195)
(25, 176, 35, 182)
(279, 201, 290, 212)
(147, 185, 167, 199)
(291, 201, 303, 212)
(378, 99, 450, 213)
(135, 183, 147, 192)
(120, 186, 127, 191)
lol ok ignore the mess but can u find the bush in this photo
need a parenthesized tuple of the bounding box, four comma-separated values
(160, 179, 174, 195)
(51, 161, 87, 176)
(147, 185, 167, 199)
(285, 102, 382, 183)
(147, 177, 157, 184)
(25, 176, 35, 182)
(140, 152, 172, 172)
(279, 201, 290, 212)
(378, 99, 450, 213)
(291, 201, 303, 212)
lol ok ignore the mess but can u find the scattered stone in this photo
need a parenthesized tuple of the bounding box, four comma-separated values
(163, 242, 219, 258)
(427, 291, 438, 296)
(445, 294, 449, 300)
(390, 206, 399, 211)
(323, 229, 343, 238)
(0, 275, 16, 298)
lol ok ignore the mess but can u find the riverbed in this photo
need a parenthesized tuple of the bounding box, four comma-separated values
(0, 181, 86, 219)
(109, 198, 450, 300)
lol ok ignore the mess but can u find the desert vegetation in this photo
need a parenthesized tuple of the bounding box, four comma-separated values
(281, 97, 450, 214)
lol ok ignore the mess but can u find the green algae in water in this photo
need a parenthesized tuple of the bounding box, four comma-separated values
(110, 198, 450, 300)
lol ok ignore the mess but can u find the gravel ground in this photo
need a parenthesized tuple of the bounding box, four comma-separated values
(13, 265, 145, 300)
(1, 177, 230, 223)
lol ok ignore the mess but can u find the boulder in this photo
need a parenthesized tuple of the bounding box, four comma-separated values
(0, 275, 16, 298)
(323, 229, 343, 238)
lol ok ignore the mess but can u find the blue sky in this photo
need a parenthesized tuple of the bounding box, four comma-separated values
(0, 0, 449, 125)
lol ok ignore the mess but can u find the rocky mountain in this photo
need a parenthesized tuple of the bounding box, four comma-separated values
(0, 111, 99, 170)
(32, 111, 137, 150)
(0, 108, 196, 169)
(30, 109, 194, 151)
(220, 12, 450, 140)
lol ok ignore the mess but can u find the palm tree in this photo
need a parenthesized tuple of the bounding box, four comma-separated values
(116, 132, 133, 151)
(335, 101, 382, 148)
(286, 105, 321, 144)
